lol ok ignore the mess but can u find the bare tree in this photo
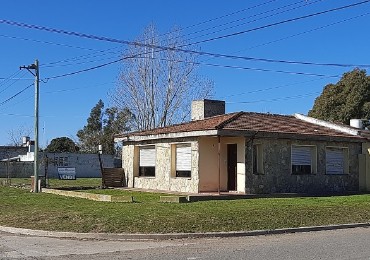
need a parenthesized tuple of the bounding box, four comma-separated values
(7, 126, 32, 146)
(111, 24, 214, 131)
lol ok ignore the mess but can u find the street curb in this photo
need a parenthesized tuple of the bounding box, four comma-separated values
(1, 223, 369, 241)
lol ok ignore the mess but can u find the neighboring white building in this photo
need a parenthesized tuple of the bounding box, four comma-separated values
(0, 140, 119, 178)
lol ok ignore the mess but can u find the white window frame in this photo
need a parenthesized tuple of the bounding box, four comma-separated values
(175, 144, 192, 178)
(138, 146, 156, 177)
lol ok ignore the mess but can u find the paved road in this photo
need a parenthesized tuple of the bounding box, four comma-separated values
(1, 227, 370, 259)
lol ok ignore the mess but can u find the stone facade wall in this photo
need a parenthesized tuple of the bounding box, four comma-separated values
(122, 145, 135, 187)
(122, 139, 199, 193)
(245, 138, 362, 194)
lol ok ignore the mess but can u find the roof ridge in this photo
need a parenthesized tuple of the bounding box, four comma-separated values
(294, 113, 360, 136)
(215, 111, 244, 129)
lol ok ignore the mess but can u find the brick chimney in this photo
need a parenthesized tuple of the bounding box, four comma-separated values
(191, 99, 225, 121)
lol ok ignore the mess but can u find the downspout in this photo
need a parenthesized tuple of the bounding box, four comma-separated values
(218, 135, 221, 194)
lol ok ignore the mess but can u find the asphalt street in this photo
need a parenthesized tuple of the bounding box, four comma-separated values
(1, 227, 370, 259)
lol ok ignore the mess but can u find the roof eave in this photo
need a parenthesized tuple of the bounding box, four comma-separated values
(115, 129, 219, 142)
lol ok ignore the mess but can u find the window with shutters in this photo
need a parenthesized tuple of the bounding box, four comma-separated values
(175, 144, 191, 178)
(326, 147, 348, 175)
(139, 146, 156, 177)
(291, 145, 316, 175)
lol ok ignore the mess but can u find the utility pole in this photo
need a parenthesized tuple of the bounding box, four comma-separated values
(20, 60, 40, 193)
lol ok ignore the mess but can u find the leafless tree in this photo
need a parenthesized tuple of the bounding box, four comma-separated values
(7, 126, 32, 146)
(111, 24, 214, 131)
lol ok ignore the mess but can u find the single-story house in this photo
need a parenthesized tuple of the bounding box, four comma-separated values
(115, 100, 370, 194)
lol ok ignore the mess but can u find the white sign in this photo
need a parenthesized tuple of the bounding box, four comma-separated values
(57, 167, 76, 180)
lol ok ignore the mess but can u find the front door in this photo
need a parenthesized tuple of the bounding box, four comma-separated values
(227, 144, 237, 191)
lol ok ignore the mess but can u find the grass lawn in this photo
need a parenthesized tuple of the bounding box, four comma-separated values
(1, 185, 370, 234)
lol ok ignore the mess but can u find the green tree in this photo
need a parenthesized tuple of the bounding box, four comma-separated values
(77, 100, 132, 154)
(46, 137, 79, 153)
(308, 69, 370, 124)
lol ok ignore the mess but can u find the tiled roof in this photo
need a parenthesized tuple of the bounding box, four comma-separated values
(120, 112, 240, 137)
(118, 112, 366, 140)
(222, 113, 363, 139)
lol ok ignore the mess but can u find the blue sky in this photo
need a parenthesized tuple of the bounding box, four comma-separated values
(0, 0, 369, 146)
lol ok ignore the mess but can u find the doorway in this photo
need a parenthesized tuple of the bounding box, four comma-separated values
(227, 144, 237, 191)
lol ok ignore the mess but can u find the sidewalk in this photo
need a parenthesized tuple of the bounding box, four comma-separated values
(1, 223, 369, 241)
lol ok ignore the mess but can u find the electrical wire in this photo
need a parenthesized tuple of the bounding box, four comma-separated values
(0, 83, 33, 107)
(43, 81, 115, 94)
(41, 55, 122, 68)
(228, 11, 370, 55)
(0, 70, 23, 88)
(0, 96, 33, 111)
(2, 2, 368, 82)
(0, 34, 104, 51)
(12, 1, 283, 68)
(184, 0, 323, 42)
(43, 59, 122, 80)
(189, 60, 340, 77)
(42, 52, 341, 82)
(220, 76, 338, 98)
(173, 0, 280, 32)
(0, 70, 28, 95)
(41, 46, 124, 67)
(42, 10, 370, 73)
(227, 92, 321, 104)
(23, 0, 306, 68)
(1, 1, 368, 55)
(189, 0, 370, 45)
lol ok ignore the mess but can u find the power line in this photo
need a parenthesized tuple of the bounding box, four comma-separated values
(175, 0, 280, 32)
(231, 11, 370, 54)
(188, 60, 340, 77)
(41, 55, 121, 68)
(2, 1, 368, 55)
(0, 34, 106, 52)
(0, 96, 32, 111)
(2, 3, 367, 81)
(0, 70, 28, 95)
(42, 52, 341, 82)
(2, 1, 281, 68)
(192, 50, 370, 68)
(43, 81, 115, 94)
(220, 77, 337, 98)
(0, 83, 33, 107)
(6, 1, 303, 70)
(41, 46, 123, 67)
(0, 70, 22, 88)
(189, 0, 370, 45)
(44, 59, 122, 80)
(185, 0, 323, 42)
(227, 92, 320, 104)
(44, 51, 147, 80)
(42, 11, 370, 72)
